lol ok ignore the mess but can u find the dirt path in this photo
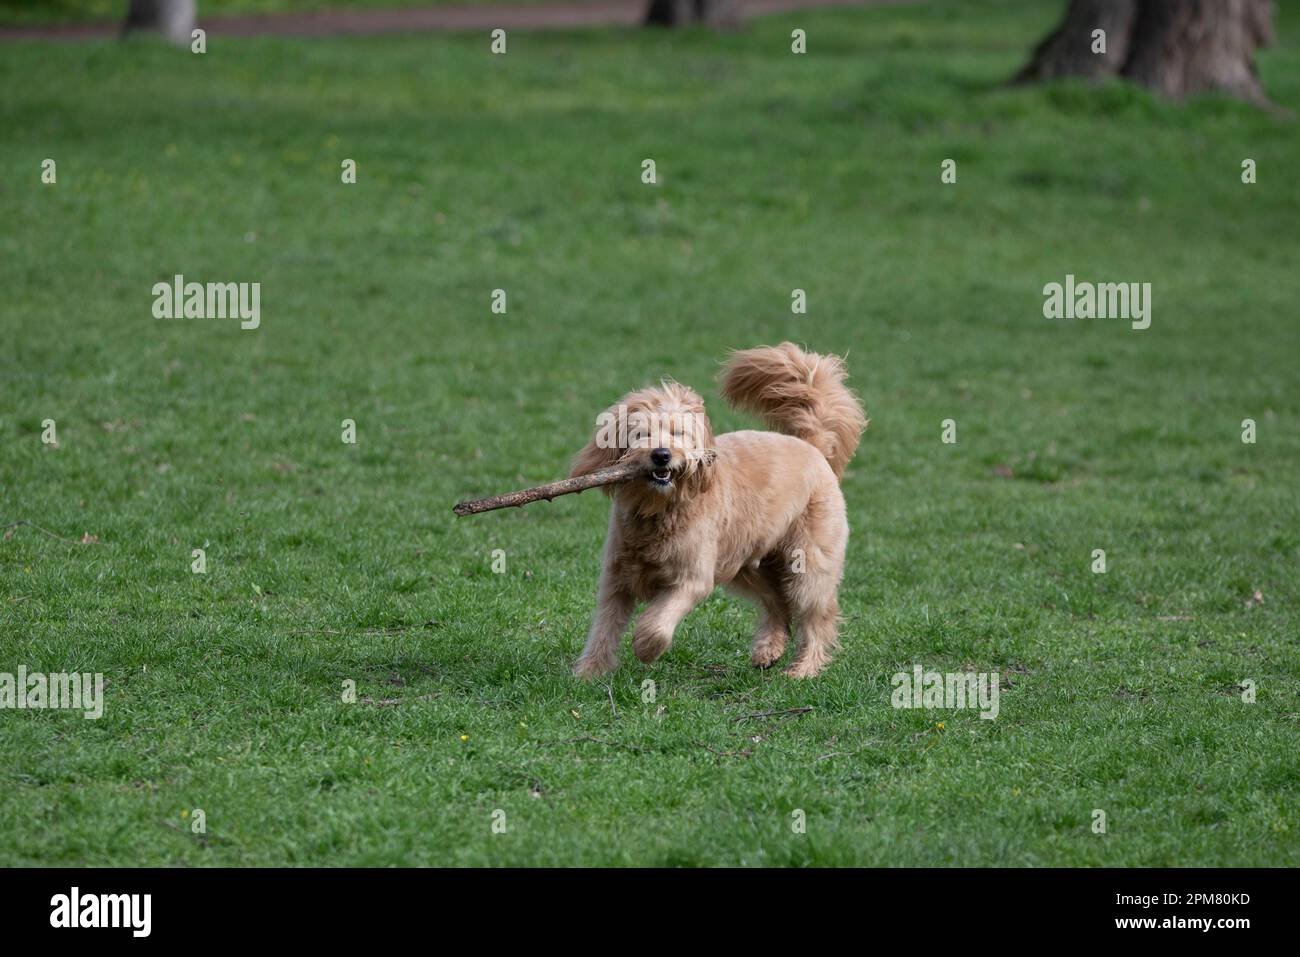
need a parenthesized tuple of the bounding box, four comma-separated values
(0, 0, 912, 41)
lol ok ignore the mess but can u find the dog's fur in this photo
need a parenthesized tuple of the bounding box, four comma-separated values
(571, 343, 867, 679)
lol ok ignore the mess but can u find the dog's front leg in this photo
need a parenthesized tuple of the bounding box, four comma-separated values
(632, 579, 711, 665)
(573, 577, 634, 679)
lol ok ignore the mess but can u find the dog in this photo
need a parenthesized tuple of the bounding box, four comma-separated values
(570, 342, 867, 679)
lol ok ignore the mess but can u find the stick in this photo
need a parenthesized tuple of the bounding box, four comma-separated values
(731, 706, 814, 723)
(453, 461, 643, 517)
(2, 520, 105, 546)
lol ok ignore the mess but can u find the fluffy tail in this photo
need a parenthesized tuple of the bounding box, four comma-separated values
(720, 342, 867, 480)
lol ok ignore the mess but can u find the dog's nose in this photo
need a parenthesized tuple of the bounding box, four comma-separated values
(651, 448, 671, 467)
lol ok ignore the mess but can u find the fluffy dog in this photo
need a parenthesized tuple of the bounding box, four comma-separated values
(570, 343, 867, 679)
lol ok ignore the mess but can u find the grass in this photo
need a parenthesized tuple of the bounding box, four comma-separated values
(0, 0, 586, 28)
(1, 0, 1298, 866)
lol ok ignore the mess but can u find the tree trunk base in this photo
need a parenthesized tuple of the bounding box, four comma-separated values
(122, 0, 196, 46)
(1122, 0, 1273, 104)
(645, 0, 742, 29)
(1014, 0, 1137, 84)
(1015, 0, 1274, 105)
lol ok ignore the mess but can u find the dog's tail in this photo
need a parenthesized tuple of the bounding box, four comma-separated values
(720, 342, 867, 480)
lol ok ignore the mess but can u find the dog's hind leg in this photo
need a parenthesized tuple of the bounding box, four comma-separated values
(727, 561, 792, 669)
(785, 589, 840, 679)
(782, 492, 848, 679)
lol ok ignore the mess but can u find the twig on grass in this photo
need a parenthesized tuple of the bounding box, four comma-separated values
(2, 520, 106, 546)
(694, 663, 734, 676)
(361, 693, 441, 708)
(290, 621, 438, 637)
(731, 706, 814, 723)
(693, 740, 754, 759)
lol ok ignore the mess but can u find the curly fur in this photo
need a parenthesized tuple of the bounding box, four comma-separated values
(571, 343, 867, 679)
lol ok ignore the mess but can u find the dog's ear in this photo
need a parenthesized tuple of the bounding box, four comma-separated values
(570, 437, 621, 479)
(571, 405, 623, 483)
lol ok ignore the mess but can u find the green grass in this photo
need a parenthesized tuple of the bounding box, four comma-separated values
(2, 0, 1298, 866)
(0, 0, 583, 28)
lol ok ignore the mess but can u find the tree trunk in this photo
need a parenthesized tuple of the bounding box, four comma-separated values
(123, 0, 196, 46)
(1015, 0, 1137, 83)
(645, 0, 741, 28)
(1016, 0, 1274, 104)
(1122, 0, 1273, 102)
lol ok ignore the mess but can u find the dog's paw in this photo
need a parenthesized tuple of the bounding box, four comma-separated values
(783, 659, 826, 679)
(632, 631, 672, 665)
(750, 642, 785, 669)
(572, 655, 616, 680)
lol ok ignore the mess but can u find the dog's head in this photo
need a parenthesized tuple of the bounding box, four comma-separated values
(571, 380, 717, 505)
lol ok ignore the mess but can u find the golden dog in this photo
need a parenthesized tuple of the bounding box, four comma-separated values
(571, 343, 867, 679)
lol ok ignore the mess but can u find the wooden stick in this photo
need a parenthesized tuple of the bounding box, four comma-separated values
(453, 461, 643, 517)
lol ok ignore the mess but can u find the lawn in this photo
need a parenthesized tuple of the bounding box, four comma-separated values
(0, 0, 584, 28)
(1, 0, 1298, 866)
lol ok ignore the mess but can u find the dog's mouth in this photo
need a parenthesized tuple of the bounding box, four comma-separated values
(648, 467, 673, 487)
